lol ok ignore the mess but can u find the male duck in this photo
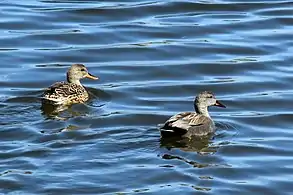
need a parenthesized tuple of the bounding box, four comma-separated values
(160, 91, 226, 138)
(42, 64, 98, 105)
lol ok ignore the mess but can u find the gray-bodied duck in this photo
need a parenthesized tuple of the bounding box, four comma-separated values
(160, 91, 226, 138)
(42, 64, 98, 105)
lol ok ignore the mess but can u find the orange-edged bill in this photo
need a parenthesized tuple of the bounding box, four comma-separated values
(85, 72, 98, 80)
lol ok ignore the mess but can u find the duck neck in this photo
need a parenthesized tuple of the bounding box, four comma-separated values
(67, 73, 82, 85)
(194, 102, 210, 118)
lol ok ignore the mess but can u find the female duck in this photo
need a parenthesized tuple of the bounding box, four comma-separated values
(42, 64, 98, 105)
(160, 91, 226, 138)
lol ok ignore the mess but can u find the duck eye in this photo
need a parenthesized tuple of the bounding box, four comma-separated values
(81, 69, 86, 71)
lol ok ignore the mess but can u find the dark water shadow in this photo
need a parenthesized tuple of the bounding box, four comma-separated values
(160, 134, 217, 154)
(159, 132, 232, 171)
(40, 102, 72, 119)
(161, 153, 215, 169)
(159, 135, 222, 169)
(3, 87, 43, 105)
(86, 87, 112, 107)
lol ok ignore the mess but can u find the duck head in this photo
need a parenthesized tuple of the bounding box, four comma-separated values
(67, 64, 98, 84)
(194, 91, 226, 117)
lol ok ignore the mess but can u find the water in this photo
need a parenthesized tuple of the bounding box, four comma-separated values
(0, 0, 293, 194)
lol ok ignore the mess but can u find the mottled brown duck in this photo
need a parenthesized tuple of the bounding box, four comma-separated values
(42, 64, 98, 105)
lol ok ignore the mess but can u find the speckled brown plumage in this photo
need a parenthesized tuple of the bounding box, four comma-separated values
(42, 81, 89, 105)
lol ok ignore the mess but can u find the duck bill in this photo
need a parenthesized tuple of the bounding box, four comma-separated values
(215, 100, 226, 108)
(85, 72, 98, 80)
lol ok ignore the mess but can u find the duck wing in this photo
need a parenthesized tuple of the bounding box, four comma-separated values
(42, 82, 85, 104)
(161, 112, 213, 137)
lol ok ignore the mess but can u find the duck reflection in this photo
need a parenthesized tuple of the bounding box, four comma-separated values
(40, 102, 88, 120)
(160, 134, 218, 154)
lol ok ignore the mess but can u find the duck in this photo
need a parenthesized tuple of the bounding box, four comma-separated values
(160, 91, 226, 138)
(42, 64, 98, 105)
